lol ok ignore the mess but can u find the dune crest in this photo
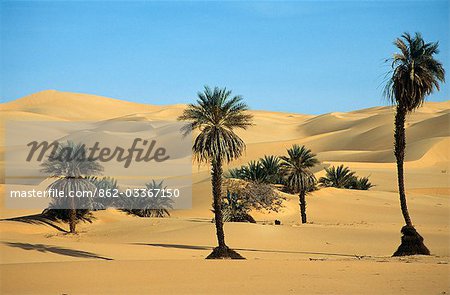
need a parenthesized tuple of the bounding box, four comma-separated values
(1, 90, 448, 186)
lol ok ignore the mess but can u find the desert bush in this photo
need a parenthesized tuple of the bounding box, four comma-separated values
(216, 178, 285, 223)
(221, 191, 256, 223)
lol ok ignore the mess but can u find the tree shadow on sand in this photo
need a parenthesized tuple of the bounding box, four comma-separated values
(3, 242, 113, 261)
(131, 243, 369, 258)
(1, 214, 68, 233)
(132, 243, 212, 251)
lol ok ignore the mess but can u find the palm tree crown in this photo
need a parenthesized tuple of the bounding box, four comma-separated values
(384, 32, 445, 112)
(178, 86, 253, 164)
(41, 141, 103, 178)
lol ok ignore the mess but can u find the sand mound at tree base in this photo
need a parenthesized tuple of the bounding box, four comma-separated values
(393, 225, 431, 256)
(205, 246, 246, 259)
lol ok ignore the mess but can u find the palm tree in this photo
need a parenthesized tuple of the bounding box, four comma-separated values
(178, 86, 253, 259)
(87, 176, 119, 209)
(280, 145, 319, 223)
(41, 141, 103, 233)
(350, 176, 374, 190)
(319, 165, 356, 189)
(319, 165, 373, 190)
(120, 180, 174, 218)
(227, 167, 246, 180)
(241, 161, 268, 183)
(226, 156, 280, 184)
(259, 155, 281, 184)
(385, 32, 445, 256)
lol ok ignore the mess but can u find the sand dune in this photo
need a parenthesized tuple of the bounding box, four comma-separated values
(0, 90, 449, 294)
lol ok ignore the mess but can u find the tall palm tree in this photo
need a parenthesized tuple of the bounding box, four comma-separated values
(41, 141, 103, 233)
(178, 86, 253, 259)
(280, 145, 319, 224)
(385, 32, 445, 256)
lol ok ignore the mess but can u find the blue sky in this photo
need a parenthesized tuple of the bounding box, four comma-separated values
(0, 0, 448, 114)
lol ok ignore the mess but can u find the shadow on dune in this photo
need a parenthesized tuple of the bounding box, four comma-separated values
(183, 218, 213, 223)
(131, 243, 367, 258)
(2, 242, 113, 261)
(132, 242, 212, 251)
(1, 214, 68, 233)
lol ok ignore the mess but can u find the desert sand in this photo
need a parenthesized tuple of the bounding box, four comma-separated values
(0, 90, 449, 294)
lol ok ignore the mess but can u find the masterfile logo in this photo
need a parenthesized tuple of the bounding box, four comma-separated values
(4, 120, 193, 210)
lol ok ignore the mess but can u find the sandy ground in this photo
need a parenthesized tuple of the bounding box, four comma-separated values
(0, 90, 449, 294)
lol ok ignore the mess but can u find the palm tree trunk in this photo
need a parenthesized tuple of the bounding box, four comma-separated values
(69, 196, 77, 233)
(392, 105, 430, 256)
(211, 159, 227, 250)
(394, 105, 413, 227)
(299, 190, 307, 224)
(69, 209, 76, 233)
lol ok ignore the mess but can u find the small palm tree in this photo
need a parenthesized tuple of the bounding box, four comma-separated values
(280, 145, 319, 224)
(241, 161, 268, 183)
(120, 180, 173, 218)
(385, 32, 444, 256)
(226, 156, 281, 185)
(319, 165, 373, 190)
(41, 141, 103, 233)
(319, 165, 356, 189)
(259, 155, 281, 184)
(178, 86, 253, 259)
(227, 167, 246, 180)
(350, 176, 374, 190)
(87, 176, 119, 209)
